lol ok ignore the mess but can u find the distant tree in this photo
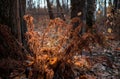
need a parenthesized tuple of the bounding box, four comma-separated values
(56, 0, 65, 20)
(104, 0, 107, 16)
(27, 0, 34, 11)
(46, 0, 55, 19)
(16, 0, 21, 42)
(114, 0, 120, 10)
(114, 0, 118, 10)
(86, 0, 96, 27)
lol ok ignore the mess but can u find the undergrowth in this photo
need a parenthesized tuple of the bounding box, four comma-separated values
(24, 15, 106, 79)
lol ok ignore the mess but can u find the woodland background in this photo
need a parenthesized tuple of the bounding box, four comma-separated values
(0, 0, 120, 79)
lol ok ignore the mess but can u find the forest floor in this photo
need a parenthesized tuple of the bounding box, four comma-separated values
(35, 16, 120, 79)
(33, 16, 120, 79)
(81, 40, 120, 79)
(0, 15, 120, 79)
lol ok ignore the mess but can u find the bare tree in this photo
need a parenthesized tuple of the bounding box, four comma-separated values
(104, 0, 107, 16)
(46, 0, 55, 19)
(86, 0, 96, 27)
(19, 0, 27, 45)
(114, 0, 120, 10)
(56, 0, 65, 20)
(27, 0, 34, 11)
(16, 0, 21, 42)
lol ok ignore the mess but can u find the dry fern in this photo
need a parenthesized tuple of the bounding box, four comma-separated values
(24, 15, 106, 79)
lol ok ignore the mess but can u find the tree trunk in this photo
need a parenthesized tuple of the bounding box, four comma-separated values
(19, 0, 27, 45)
(71, 0, 85, 20)
(46, 0, 55, 19)
(67, 0, 69, 12)
(0, 0, 10, 26)
(118, 0, 120, 9)
(114, 0, 118, 10)
(0, 0, 18, 37)
(114, 0, 120, 10)
(16, 0, 21, 42)
(0, 0, 27, 43)
(0, 0, 27, 77)
(86, 0, 95, 27)
(104, 0, 106, 16)
(56, 0, 65, 20)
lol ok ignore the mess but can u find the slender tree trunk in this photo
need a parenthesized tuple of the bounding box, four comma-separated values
(104, 0, 106, 16)
(20, 0, 27, 45)
(16, 0, 21, 42)
(114, 0, 118, 10)
(118, 0, 120, 9)
(56, 0, 65, 20)
(86, 0, 95, 27)
(46, 0, 55, 19)
(113, 0, 120, 10)
(67, 0, 68, 11)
